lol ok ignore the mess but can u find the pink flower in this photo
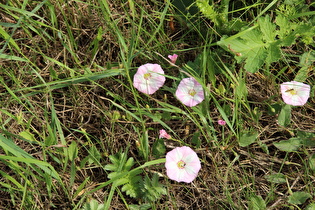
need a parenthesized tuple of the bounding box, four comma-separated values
(280, 81, 310, 106)
(159, 129, 171, 139)
(133, 63, 166, 94)
(168, 54, 178, 64)
(218, 119, 226, 125)
(175, 77, 204, 107)
(165, 146, 201, 183)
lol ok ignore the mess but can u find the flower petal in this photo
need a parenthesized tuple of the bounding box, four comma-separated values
(165, 146, 201, 183)
(133, 63, 166, 94)
(280, 81, 310, 106)
(175, 77, 204, 107)
(159, 129, 171, 139)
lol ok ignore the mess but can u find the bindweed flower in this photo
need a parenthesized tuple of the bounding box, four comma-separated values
(168, 54, 178, 64)
(218, 119, 226, 126)
(159, 129, 171, 139)
(280, 81, 310, 106)
(133, 63, 166, 94)
(175, 77, 204, 107)
(165, 146, 201, 183)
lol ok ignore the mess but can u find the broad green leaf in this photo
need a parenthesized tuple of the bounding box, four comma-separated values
(274, 138, 301, 152)
(299, 51, 315, 67)
(275, 14, 295, 43)
(265, 173, 286, 184)
(248, 195, 266, 210)
(218, 28, 267, 73)
(295, 52, 315, 82)
(67, 141, 78, 162)
(239, 131, 258, 147)
(235, 79, 248, 99)
(288, 191, 311, 205)
(267, 103, 282, 116)
(191, 132, 201, 148)
(152, 138, 166, 158)
(278, 104, 291, 127)
(258, 15, 276, 42)
(266, 41, 281, 64)
(218, 15, 311, 73)
(295, 66, 310, 83)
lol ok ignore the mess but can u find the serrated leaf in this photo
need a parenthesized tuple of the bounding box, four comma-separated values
(218, 28, 268, 73)
(259, 16, 276, 42)
(265, 173, 286, 184)
(266, 41, 281, 64)
(104, 164, 117, 171)
(196, 0, 219, 25)
(239, 131, 258, 147)
(295, 52, 315, 82)
(121, 175, 143, 198)
(306, 203, 315, 210)
(218, 14, 309, 73)
(115, 177, 129, 186)
(288, 191, 311, 205)
(129, 204, 151, 210)
(248, 195, 266, 210)
(294, 66, 310, 83)
(107, 171, 118, 179)
(299, 51, 315, 67)
(142, 174, 167, 202)
(108, 154, 120, 166)
(124, 157, 135, 171)
(82, 199, 105, 210)
(274, 138, 301, 152)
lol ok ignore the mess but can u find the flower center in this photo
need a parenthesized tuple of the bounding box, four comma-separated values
(143, 73, 152, 80)
(177, 160, 186, 169)
(286, 88, 297, 95)
(188, 89, 196, 96)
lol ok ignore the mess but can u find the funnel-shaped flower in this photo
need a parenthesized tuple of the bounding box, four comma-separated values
(133, 63, 165, 94)
(165, 146, 201, 183)
(168, 54, 178, 64)
(159, 129, 171, 139)
(175, 77, 204, 107)
(218, 119, 226, 126)
(280, 81, 310, 106)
